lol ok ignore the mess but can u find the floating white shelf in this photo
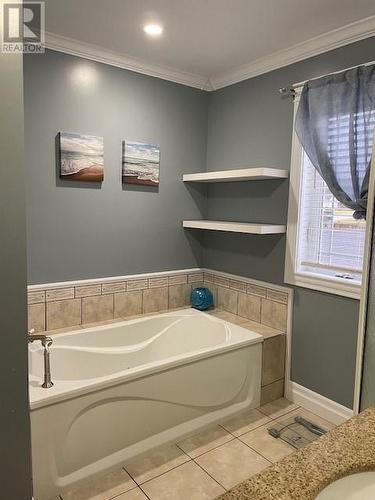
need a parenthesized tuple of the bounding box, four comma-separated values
(182, 167, 288, 183)
(183, 220, 286, 235)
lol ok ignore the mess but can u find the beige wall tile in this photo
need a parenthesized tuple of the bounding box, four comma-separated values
(247, 283, 267, 298)
(169, 284, 191, 309)
(46, 298, 81, 330)
(125, 444, 189, 484)
(240, 320, 284, 338)
(149, 277, 169, 288)
(143, 287, 168, 314)
(190, 281, 205, 291)
(260, 379, 284, 406)
(204, 284, 217, 307)
(75, 284, 101, 298)
(195, 439, 270, 490)
(82, 295, 114, 324)
(114, 291, 142, 318)
(261, 299, 287, 331)
(46, 287, 75, 302)
(141, 461, 224, 500)
(204, 272, 215, 283)
(46, 325, 83, 335)
(217, 287, 238, 314)
(27, 290, 45, 304)
(102, 282, 126, 294)
(127, 279, 148, 291)
(168, 274, 188, 285)
(229, 279, 247, 292)
(188, 272, 204, 283)
(208, 310, 249, 326)
(266, 289, 288, 304)
(81, 319, 123, 329)
(28, 303, 45, 332)
(262, 335, 286, 386)
(238, 292, 261, 322)
(214, 275, 230, 288)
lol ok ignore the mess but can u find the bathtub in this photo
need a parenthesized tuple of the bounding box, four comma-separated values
(29, 308, 263, 500)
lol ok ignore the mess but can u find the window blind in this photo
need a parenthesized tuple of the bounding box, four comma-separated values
(296, 110, 375, 284)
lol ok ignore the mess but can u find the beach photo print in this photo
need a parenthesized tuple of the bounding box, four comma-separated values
(122, 140, 160, 186)
(59, 132, 104, 182)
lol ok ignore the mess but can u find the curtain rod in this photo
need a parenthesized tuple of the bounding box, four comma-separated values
(279, 59, 375, 97)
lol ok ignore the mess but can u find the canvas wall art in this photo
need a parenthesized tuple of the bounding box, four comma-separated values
(122, 140, 160, 186)
(59, 132, 104, 182)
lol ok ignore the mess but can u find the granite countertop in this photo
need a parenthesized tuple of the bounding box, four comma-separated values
(218, 407, 375, 500)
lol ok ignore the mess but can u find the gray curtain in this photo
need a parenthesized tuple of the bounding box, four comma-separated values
(295, 64, 375, 219)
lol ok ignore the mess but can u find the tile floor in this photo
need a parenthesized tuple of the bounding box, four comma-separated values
(56, 398, 335, 500)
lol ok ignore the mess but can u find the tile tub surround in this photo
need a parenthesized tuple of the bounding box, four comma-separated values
(208, 310, 286, 405)
(218, 407, 375, 500)
(27, 269, 290, 406)
(27, 269, 291, 337)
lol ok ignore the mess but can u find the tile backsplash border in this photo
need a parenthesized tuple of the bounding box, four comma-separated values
(27, 268, 293, 334)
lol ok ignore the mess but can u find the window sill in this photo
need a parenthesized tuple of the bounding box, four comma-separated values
(285, 271, 361, 300)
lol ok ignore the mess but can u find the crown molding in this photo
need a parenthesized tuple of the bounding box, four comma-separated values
(210, 14, 375, 90)
(44, 31, 213, 91)
(44, 14, 375, 92)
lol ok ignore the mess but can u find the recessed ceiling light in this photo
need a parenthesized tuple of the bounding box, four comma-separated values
(143, 24, 163, 36)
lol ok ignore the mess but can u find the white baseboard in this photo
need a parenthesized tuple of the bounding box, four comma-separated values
(286, 381, 354, 425)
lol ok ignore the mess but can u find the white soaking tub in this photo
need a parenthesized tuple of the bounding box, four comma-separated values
(29, 308, 262, 500)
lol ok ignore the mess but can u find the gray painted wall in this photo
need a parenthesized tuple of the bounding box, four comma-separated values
(0, 7, 33, 497)
(24, 39, 375, 408)
(204, 37, 375, 408)
(24, 50, 208, 284)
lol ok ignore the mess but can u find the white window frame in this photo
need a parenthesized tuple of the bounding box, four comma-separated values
(284, 89, 362, 300)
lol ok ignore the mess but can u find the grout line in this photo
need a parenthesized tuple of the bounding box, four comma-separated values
(137, 483, 153, 500)
(192, 456, 228, 491)
(44, 300, 47, 332)
(108, 482, 140, 500)
(175, 433, 236, 460)
(124, 457, 192, 487)
(258, 405, 301, 420)
(270, 405, 301, 421)
(122, 466, 142, 487)
(261, 377, 285, 391)
(217, 418, 272, 438)
(238, 436, 277, 464)
(142, 289, 146, 314)
(217, 422, 237, 437)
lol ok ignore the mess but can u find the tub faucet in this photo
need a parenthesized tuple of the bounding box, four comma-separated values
(28, 329, 54, 389)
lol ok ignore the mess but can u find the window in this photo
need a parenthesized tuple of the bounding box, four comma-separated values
(298, 152, 365, 282)
(285, 92, 374, 299)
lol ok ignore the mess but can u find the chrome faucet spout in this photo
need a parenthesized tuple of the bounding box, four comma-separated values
(28, 330, 54, 389)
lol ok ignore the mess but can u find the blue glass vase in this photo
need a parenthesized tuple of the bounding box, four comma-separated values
(191, 287, 213, 311)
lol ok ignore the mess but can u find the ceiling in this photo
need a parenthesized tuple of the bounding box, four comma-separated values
(43, 0, 375, 90)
